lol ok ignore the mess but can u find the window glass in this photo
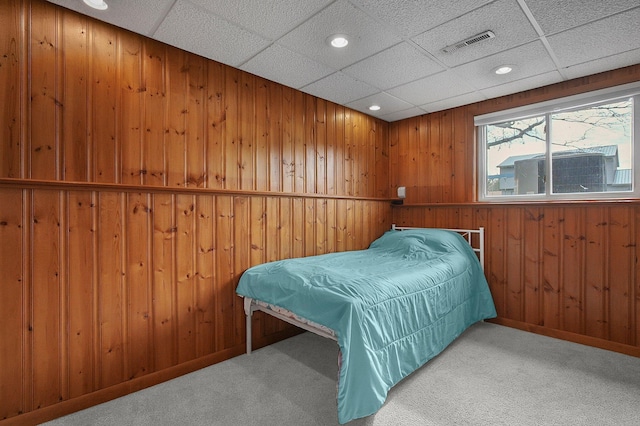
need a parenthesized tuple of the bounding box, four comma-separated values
(477, 85, 638, 201)
(485, 116, 546, 196)
(550, 100, 632, 194)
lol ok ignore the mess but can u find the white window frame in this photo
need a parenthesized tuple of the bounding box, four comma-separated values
(476, 82, 640, 202)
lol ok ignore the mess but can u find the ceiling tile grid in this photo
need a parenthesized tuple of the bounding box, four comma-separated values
(276, 0, 402, 70)
(153, 1, 271, 67)
(46, 0, 640, 121)
(411, 0, 540, 68)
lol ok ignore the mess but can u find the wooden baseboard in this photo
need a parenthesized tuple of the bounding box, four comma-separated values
(489, 318, 640, 358)
(1, 345, 246, 426)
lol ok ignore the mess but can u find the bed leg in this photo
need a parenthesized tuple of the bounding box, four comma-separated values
(244, 297, 253, 354)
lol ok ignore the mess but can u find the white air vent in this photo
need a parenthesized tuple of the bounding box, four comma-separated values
(441, 30, 495, 54)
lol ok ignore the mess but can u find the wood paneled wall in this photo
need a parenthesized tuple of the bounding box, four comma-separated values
(390, 64, 640, 358)
(0, 1, 391, 423)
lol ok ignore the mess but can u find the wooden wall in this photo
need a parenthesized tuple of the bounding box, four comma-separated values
(0, 1, 391, 423)
(390, 64, 640, 358)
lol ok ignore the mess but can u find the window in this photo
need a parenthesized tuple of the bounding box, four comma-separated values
(476, 82, 640, 201)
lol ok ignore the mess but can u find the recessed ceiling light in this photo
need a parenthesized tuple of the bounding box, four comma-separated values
(327, 34, 349, 48)
(369, 105, 381, 111)
(494, 65, 513, 75)
(83, 0, 108, 10)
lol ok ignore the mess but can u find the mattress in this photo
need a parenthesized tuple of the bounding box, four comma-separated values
(236, 228, 497, 423)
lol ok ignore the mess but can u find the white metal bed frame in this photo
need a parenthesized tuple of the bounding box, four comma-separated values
(243, 225, 485, 354)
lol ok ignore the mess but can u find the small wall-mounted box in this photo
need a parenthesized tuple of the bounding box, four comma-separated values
(397, 186, 406, 199)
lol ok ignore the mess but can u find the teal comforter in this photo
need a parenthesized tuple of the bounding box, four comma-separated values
(236, 229, 496, 423)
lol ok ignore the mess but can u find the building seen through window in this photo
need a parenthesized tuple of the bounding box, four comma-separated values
(477, 88, 638, 201)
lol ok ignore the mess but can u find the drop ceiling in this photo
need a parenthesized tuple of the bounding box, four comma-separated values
(46, 0, 640, 122)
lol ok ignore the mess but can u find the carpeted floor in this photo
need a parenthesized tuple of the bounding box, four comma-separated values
(42, 322, 640, 425)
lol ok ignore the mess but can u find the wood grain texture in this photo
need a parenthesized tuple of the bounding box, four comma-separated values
(389, 63, 640, 359)
(0, 1, 392, 423)
(392, 204, 640, 355)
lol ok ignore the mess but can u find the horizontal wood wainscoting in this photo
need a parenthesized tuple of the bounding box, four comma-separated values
(0, 182, 392, 424)
(0, 1, 392, 423)
(393, 204, 640, 358)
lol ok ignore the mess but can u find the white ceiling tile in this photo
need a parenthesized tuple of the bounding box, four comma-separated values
(547, 8, 640, 68)
(44, 0, 640, 121)
(525, 0, 640, 34)
(301, 72, 379, 105)
(349, 0, 493, 38)
(479, 71, 563, 100)
(561, 49, 640, 80)
(387, 71, 476, 106)
(412, 0, 539, 67)
(240, 45, 335, 89)
(153, 1, 270, 67)
(451, 41, 557, 90)
(342, 43, 444, 90)
(277, 0, 401, 70)
(345, 92, 414, 117)
(378, 107, 429, 122)
(188, 0, 332, 40)
(420, 92, 488, 114)
(47, 0, 175, 36)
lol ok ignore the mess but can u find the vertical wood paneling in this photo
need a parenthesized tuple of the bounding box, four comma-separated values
(119, 32, 143, 186)
(316, 100, 327, 195)
(343, 110, 353, 196)
(151, 193, 176, 370)
(506, 208, 523, 321)
(142, 41, 166, 187)
(125, 192, 151, 379)
(224, 68, 239, 190)
(239, 73, 255, 191)
(206, 62, 225, 189)
(186, 55, 206, 188)
(281, 87, 294, 193)
(31, 190, 62, 409)
(255, 79, 269, 192)
(97, 192, 124, 388)
(176, 194, 196, 363)
(67, 191, 95, 396)
(375, 119, 389, 198)
(195, 194, 215, 357)
(542, 208, 561, 329)
(91, 22, 118, 183)
(346, 199, 356, 251)
(214, 196, 234, 351)
(325, 103, 336, 195)
(0, 1, 394, 422)
(488, 209, 506, 317)
(428, 113, 442, 202)
(523, 207, 542, 326)
(561, 208, 583, 334)
(30, 0, 58, 180)
(0, 189, 24, 419)
(293, 91, 306, 194)
(389, 64, 640, 358)
(233, 197, 248, 347)
(451, 107, 467, 202)
(608, 206, 633, 344)
(584, 207, 607, 339)
(60, 11, 88, 182)
(166, 49, 187, 188)
(305, 96, 316, 194)
(392, 203, 640, 355)
(268, 84, 282, 193)
(0, 0, 23, 179)
(292, 197, 304, 257)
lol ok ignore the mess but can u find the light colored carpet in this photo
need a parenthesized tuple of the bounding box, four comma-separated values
(42, 322, 640, 425)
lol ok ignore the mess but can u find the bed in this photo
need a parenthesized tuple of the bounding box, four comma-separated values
(236, 226, 497, 424)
